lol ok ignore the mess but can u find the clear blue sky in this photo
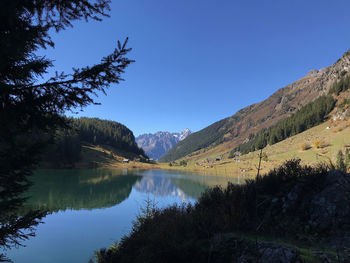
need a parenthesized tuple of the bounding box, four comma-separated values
(43, 0, 350, 136)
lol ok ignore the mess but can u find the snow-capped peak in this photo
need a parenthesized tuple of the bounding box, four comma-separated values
(180, 128, 192, 141)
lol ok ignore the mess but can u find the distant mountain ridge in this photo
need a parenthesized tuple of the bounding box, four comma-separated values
(160, 50, 350, 162)
(136, 129, 192, 160)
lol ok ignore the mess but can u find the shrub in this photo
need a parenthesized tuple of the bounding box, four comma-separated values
(300, 142, 311, 151)
(261, 152, 268, 161)
(333, 126, 342, 133)
(345, 149, 350, 170)
(132, 198, 158, 231)
(336, 150, 346, 172)
(179, 160, 187, 166)
(313, 139, 324, 149)
(338, 98, 350, 109)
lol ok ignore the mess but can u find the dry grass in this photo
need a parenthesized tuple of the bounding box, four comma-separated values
(80, 145, 160, 170)
(163, 120, 350, 178)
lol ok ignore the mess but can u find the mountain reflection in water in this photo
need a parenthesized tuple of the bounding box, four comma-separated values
(23, 169, 142, 212)
(22, 169, 236, 213)
(134, 176, 209, 200)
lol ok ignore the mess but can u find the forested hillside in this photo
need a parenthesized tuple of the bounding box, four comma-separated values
(42, 117, 146, 167)
(231, 95, 336, 155)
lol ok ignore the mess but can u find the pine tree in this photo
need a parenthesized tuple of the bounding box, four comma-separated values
(0, 1, 133, 261)
(345, 149, 350, 170)
(336, 150, 346, 172)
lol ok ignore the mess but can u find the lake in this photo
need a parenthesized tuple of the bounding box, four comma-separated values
(4, 169, 244, 263)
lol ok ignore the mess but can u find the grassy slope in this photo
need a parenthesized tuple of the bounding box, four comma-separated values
(160, 118, 350, 177)
(76, 144, 159, 169)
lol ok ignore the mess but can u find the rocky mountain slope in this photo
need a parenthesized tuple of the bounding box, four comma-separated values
(160, 50, 350, 162)
(136, 129, 192, 160)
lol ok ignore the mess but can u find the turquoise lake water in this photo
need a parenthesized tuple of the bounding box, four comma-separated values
(4, 169, 242, 263)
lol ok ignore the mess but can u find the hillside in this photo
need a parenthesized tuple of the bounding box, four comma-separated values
(159, 74, 350, 176)
(136, 129, 192, 160)
(41, 117, 150, 168)
(160, 104, 350, 178)
(160, 50, 350, 162)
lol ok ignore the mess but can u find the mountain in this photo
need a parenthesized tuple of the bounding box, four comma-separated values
(160, 50, 350, 162)
(179, 128, 192, 141)
(136, 129, 192, 160)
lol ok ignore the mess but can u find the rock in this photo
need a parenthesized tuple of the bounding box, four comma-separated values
(282, 183, 303, 213)
(308, 171, 350, 234)
(258, 242, 299, 263)
(136, 129, 192, 160)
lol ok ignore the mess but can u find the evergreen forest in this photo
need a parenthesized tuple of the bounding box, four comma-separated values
(43, 117, 146, 167)
(230, 95, 336, 156)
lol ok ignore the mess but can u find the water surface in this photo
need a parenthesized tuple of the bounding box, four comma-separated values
(5, 169, 242, 263)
